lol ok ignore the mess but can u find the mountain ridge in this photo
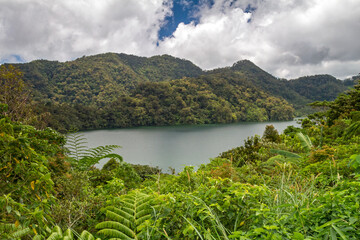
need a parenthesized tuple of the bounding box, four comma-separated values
(5, 52, 357, 131)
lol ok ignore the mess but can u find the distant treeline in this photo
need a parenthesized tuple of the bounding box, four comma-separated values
(6, 52, 357, 132)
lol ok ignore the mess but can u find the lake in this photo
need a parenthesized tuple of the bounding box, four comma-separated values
(80, 120, 300, 172)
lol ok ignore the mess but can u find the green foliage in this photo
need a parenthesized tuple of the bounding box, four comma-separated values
(288, 74, 351, 102)
(3, 59, 360, 239)
(262, 125, 281, 143)
(112, 162, 142, 189)
(96, 191, 158, 239)
(0, 65, 31, 123)
(102, 158, 120, 171)
(97, 73, 294, 129)
(219, 135, 264, 167)
(66, 133, 122, 170)
(0, 111, 66, 236)
(296, 132, 313, 153)
(14, 53, 203, 107)
(327, 84, 360, 126)
(130, 164, 161, 181)
(13, 53, 353, 132)
(32, 225, 101, 240)
(0, 223, 32, 240)
(348, 154, 360, 179)
(51, 171, 106, 232)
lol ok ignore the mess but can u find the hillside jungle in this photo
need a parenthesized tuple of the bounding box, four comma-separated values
(7, 53, 355, 132)
(1, 61, 360, 239)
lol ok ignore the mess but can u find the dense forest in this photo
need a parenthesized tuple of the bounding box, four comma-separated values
(1, 60, 360, 239)
(6, 53, 356, 132)
(42, 72, 294, 132)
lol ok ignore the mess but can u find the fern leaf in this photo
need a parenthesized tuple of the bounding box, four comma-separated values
(63, 229, 73, 239)
(10, 226, 31, 238)
(33, 235, 43, 240)
(135, 214, 151, 226)
(46, 232, 61, 240)
(120, 202, 136, 212)
(97, 229, 134, 240)
(88, 145, 121, 159)
(0, 223, 16, 232)
(79, 230, 97, 240)
(106, 207, 135, 225)
(66, 133, 88, 161)
(135, 208, 152, 221)
(97, 191, 155, 239)
(96, 221, 135, 238)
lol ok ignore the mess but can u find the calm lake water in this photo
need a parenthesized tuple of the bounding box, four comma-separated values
(80, 120, 300, 172)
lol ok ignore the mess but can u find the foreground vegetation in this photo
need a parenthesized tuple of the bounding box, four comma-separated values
(1, 69, 360, 239)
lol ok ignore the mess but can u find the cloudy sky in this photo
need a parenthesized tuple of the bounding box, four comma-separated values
(1, 0, 359, 79)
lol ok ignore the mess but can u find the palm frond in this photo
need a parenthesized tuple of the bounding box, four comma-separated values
(296, 132, 312, 152)
(344, 121, 360, 139)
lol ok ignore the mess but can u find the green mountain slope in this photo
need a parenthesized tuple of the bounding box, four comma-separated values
(287, 74, 351, 101)
(13, 53, 203, 106)
(209, 60, 355, 111)
(6, 53, 355, 131)
(44, 71, 294, 131)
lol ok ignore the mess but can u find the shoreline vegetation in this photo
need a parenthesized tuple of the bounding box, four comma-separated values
(1, 55, 360, 239)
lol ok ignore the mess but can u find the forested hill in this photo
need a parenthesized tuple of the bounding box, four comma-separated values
(288, 74, 355, 101)
(13, 53, 353, 108)
(39, 71, 294, 132)
(13, 53, 204, 106)
(210, 60, 353, 109)
(6, 53, 356, 131)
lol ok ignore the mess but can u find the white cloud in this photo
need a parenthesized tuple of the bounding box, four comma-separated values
(0, 0, 172, 61)
(1, 0, 359, 78)
(158, 0, 360, 78)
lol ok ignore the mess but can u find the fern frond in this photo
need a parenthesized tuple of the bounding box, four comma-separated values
(66, 133, 88, 161)
(97, 191, 155, 239)
(120, 201, 136, 212)
(63, 229, 73, 239)
(0, 223, 31, 239)
(33, 235, 43, 240)
(87, 145, 121, 159)
(135, 214, 151, 226)
(0, 223, 16, 232)
(96, 221, 135, 238)
(106, 207, 135, 225)
(46, 232, 61, 240)
(66, 133, 122, 170)
(79, 230, 100, 240)
(97, 229, 134, 240)
(10, 226, 32, 238)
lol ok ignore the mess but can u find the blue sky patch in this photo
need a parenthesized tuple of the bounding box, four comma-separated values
(0, 54, 25, 64)
(158, 0, 211, 40)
